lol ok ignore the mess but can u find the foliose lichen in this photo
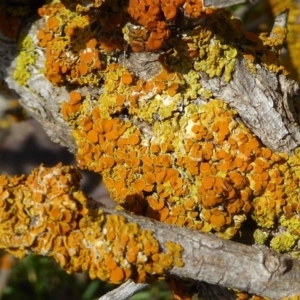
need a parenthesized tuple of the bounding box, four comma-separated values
(13, 35, 38, 86)
(0, 164, 184, 284)
(270, 232, 297, 253)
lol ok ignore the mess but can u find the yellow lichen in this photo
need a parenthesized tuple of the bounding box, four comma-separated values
(253, 229, 269, 245)
(268, 0, 300, 81)
(13, 35, 37, 86)
(270, 232, 297, 253)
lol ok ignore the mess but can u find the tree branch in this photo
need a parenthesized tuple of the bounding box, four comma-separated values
(3, 10, 300, 154)
(1, 1, 300, 299)
(1, 164, 300, 299)
(107, 206, 300, 300)
(98, 280, 149, 300)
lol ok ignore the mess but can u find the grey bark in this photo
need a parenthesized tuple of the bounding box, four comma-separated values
(200, 59, 300, 154)
(204, 0, 257, 8)
(99, 207, 300, 300)
(98, 280, 149, 300)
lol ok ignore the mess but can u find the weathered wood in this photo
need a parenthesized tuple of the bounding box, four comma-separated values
(98, 280, 149, 300)
(99, 207, 300, 300)
(200, 58, 300, 154)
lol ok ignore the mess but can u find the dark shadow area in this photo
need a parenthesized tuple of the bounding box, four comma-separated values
(0, 119, 73, 175)
(0, 118, 104, 199)
(0, 133, 73, 174)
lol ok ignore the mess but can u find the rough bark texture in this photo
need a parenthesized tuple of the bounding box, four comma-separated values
(98, 280, 149, 300)
(2, 3, 300, 300)
(200, 59, 300, 154)
(1, 22, 77, 152)
(98, 206, 300, 300)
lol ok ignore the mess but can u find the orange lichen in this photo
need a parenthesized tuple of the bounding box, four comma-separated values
(11, 1, 300, 298)
(130, 40, 145, 52)
(183, 0, 204, 18)
(61, 91, 83, 118)
(0, 164, 183, 284)
(36, 2, 127, 85)
(267, 0, 300, 82)
(122, 73, 133, 85)
(33, 0, 287, 90)
(33, 0, 300, 278)
(125, 0, 207, 52)
(163, 4, 177, 20)
(62, 80, 300, 240)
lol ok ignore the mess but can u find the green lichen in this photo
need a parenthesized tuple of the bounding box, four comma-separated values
(194, 41, 237, 82)
(182, 70, 201, 100)
(253, 229, 269, 245)
(198, 88, 213, 99)
(97, 66, 132, 119)
(136, 95, 180, 123)
(288, 148, 300, 174)
(13, 35, 37, 86)
(270, 232, 297, 253)
(151, 117, 182, 153)
(165, 48, 194, 75)
(158, 94, 181, 119)
(279, 216, 300, 236)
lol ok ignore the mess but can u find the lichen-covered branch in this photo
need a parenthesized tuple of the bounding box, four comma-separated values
(268, 0, 300, 83)
(2, 1, 300, 154)
(0, 164, 184, 284)
(0, 2, 297, 149)
(0, 164, 300, 300)
(1, 0, 300, 299)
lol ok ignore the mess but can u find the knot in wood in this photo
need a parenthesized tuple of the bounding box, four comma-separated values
(200, 236, 223, 249)
(264, 254, 280, 273)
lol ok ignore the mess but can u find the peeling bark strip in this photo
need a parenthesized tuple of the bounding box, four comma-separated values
(204, 0, 256, 8)
(98, 280, 149, 300)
